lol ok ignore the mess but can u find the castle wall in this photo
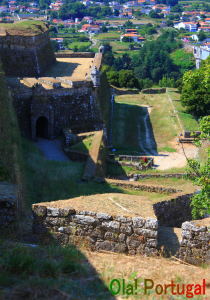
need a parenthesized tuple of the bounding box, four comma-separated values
(0, 31, 55, 76)
(11, 83, 103, 139)
(32, 204, 159, 256)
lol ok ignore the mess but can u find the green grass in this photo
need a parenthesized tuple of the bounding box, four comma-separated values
(67, 41, 91, 50)
(167, 89, 198, 131)
(170, 49, 195, 73)
(158, 146, 177, 152)
(70, 136, 93, 154)
(0, 240, 112, 299)
(0, 20, 48, 35)
(114, 92, 180, 152)
(95, 31, 121, 40)
(23, 138, 167, 206)
(112, 101, 146, 154)
(109, 41, 130, 52)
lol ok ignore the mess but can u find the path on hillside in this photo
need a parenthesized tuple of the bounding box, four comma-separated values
(35, 138, 69, 162)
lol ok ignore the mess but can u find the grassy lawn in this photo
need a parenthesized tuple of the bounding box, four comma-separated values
(0, 20, 48, 34)
(70, 136, 93, 154)
(137, 177, 196, 193)
(67, 41, 91, 50)
(1, 239, 209, 299)
(22, 139, 168, 207)
(114, 92, 180, 153)
(94, 31, 121, 40)
(0, 240, 112, 299)
(167, 89, 199, 131)
(110, 41, 129, 52)
(112, 100, 147, 154)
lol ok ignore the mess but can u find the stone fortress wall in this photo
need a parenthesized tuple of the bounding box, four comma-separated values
(7, 50, 103, 139)
(0, 29, 55, 76)
(32, 197, 210, 264)
(33, 205, 159, 257)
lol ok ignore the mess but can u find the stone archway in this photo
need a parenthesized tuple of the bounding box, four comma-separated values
(36, 116, 49, 138)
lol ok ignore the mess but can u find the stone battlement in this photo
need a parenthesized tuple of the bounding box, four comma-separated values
(0, 21, 55, 76)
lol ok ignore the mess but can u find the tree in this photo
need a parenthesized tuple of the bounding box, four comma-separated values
(198, 30, 207, 42)
(181, 57, 210, 117)
(101, 25, 108, 33)
(187, 116, 210, 219)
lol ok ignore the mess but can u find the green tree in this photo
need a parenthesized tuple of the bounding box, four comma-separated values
(187, 116, 210, 219)
(181, 57, 210, 117)
(198, 30, 207, 42)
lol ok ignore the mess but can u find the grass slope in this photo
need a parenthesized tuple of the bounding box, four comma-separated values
(167, 89, 198, 131)
(0, 20, 48, 35)
(113, 92, 179, 153)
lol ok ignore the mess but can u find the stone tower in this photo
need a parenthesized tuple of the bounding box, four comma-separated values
(90, 66, 100, 87)
(0, 21, 56, 76)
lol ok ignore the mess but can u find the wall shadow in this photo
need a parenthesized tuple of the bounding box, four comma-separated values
(157, 226, 180, 257)
(44, 61, 80, 78)
(112, 102, 158, 156)
(5, 226, 116, 300)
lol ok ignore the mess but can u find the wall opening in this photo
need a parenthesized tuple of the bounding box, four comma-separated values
(36, 116, 49, 138)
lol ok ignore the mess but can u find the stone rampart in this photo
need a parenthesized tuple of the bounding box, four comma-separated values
(55, 52, 95, 58)
(177, 220, 210, 265)
(153, 193, 193, 227)
(0, 30, 55, 76)
(32, 204, 158, 256)
(0, 183, 17, 227)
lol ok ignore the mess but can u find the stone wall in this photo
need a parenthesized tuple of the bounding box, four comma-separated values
(106, 178, 180, 194)
(10, 82, 103, 138)
(141, 88, 166, 94)
(32, 204, 158, 256)
(55, 52, 95, 58)
(153, 193, 193, 227)
(0, 183, 17, 226)
(0, 199, 16, 226)
(0, 31, 55, 76)
(129, 173, 186, 179)
(177, 221, 210, 265)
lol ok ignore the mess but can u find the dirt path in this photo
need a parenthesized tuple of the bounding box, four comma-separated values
(35, 138, 69, 162)
(137, 92, 198, 170)
(153, 142, 198, 170)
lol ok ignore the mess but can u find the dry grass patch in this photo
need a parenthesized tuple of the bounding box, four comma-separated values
(44, 58, 93, 80)
(84, 250, 210, 299)
(138, 177, 197, 193)
(36, 193, 161, 218)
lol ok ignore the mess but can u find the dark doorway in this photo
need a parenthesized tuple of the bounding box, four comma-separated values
(36, 116, 48, 138)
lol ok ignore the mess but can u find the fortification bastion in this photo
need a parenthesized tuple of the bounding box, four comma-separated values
(1, 21, 104, 139)
(0, 21, 55, 76)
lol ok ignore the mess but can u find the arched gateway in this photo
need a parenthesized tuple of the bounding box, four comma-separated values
(36, 116, 49, 138)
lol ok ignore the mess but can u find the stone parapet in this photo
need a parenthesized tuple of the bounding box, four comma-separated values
(32, 204, 159, 256)
(177, 220, 210, 265)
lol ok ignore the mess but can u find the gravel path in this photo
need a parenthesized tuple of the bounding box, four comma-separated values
(36, 138, 69, 161)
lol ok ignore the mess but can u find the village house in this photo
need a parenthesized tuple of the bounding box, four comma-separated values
(174, 22, 198, 32)
(79, 24, 100, 34)
(120, 32, 145, 43)
(193, 43, 210, 68)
